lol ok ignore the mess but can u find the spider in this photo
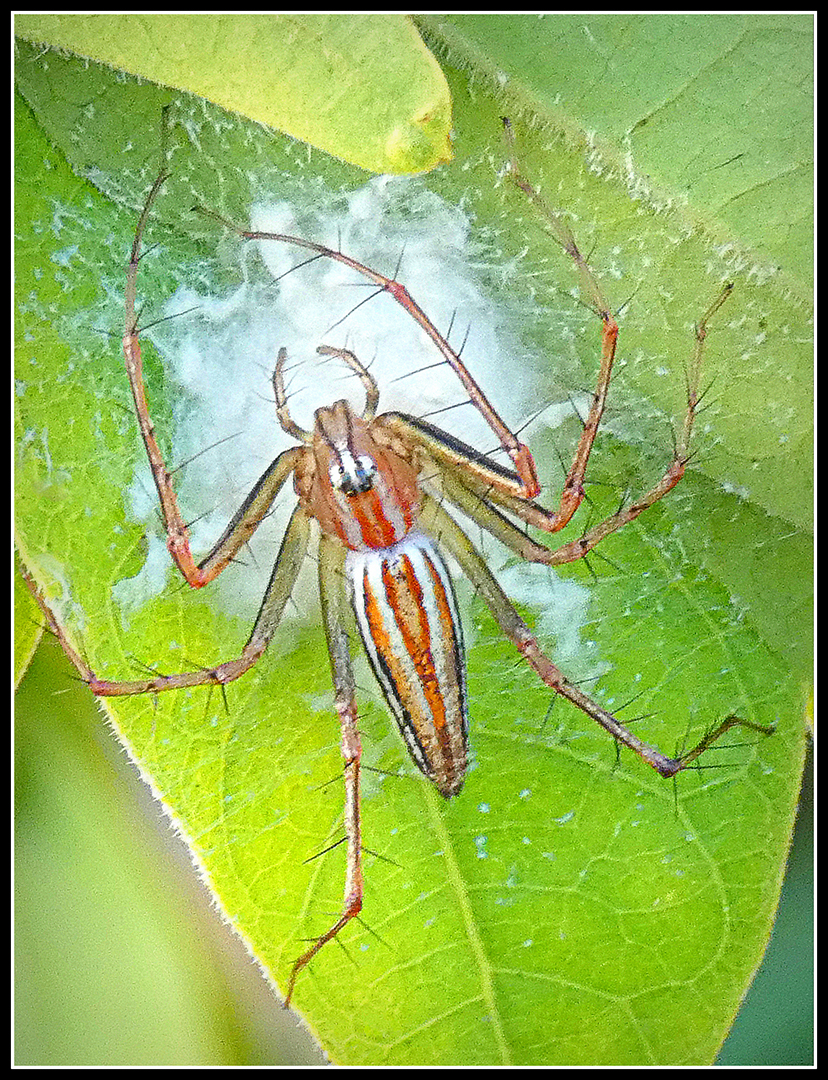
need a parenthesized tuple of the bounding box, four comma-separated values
(27, 118, 773, 1007)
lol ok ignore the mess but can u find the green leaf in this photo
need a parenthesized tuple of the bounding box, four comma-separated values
(425, 13, 813, 288)
(14, 13, 453, 174)
(15, 16, 810, 1066)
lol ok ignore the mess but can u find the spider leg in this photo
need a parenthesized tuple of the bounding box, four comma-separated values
(194, 447, 301, 581)
(123, 149, 207, 585)
(502, 116, 620, 530)
(502, 120, 736, 546)
(420, 495, 773, 777)
(284, 532, 364, 1007)
(27, 506, 311, 697)
(123, 132, 300, 589)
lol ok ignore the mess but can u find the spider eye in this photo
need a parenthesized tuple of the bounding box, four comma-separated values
(331, 453, 377, 496)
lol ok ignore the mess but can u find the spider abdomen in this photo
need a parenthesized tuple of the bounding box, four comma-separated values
(347, 532, 468, 799)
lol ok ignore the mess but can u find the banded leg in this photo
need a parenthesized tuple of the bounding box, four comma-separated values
(121, 131, 209, 584)
(191, 447, 302, 581)
(502, 116, 619, 530)
(419, 495, 774, 777)
(27, 505, 311, 697)
(122, 122, 301, 589)
(501, 119, 734, 545)
(284, 532, 364, 1006)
